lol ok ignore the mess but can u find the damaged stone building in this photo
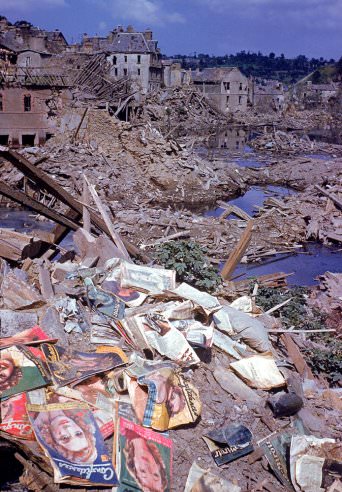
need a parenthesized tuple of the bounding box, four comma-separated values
(0, 18, 72, 147)
(69, 26, 163, 94)
(191, 67, 250, 113)
(293, 80, 338, 109)
(252, 79, 286, 112)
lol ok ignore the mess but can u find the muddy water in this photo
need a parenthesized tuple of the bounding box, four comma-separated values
(199, 144, 342, 285)
(0, 207, 74, 250)
(204, 185, 296, 218)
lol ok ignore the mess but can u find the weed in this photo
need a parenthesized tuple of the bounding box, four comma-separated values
(153, 240, 221, 292)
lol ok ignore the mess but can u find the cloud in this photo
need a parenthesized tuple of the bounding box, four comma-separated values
(0, 0, 67, 12)
(91, 0, 185, 26)
(192, 0, 342, 29)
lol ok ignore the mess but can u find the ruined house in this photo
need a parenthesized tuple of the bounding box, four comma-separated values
(191, 67, 249, 113)
(293, 80, 338, 109)
(68, 26, 163, 94)
(162, 60, 191, 88)
(0, 17, 71, 147)
(252, 79, 286, 112)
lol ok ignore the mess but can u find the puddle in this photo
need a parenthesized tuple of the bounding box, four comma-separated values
(304, 154, 332, 161)
(0, 207, 74, 251)
(223, 242, 342, 286)
(204, 185, 296, 218)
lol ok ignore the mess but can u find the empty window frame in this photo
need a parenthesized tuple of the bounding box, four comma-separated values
(137, 68, 141, 75)
(24, 95, 31, 112)
(124, 55, 128, 63)
(112, 55, 117, 65)
(123, 68, 127, 76)
(238, 95, 242, 104)
(0, 94, 3, 111)
(137, 54, 141, 64)
(223, 82, 230, 91)
(22, 134, 35, 146)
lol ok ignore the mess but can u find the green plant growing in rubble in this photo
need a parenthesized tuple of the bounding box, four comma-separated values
(254, 285, 341, 385)
(305, 340, 342, 385)
(153, 240, 221, 292)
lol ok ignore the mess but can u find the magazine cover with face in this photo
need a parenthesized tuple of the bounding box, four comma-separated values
(41, 343, 126, 387)
(0, 325, 55, 349)
(0, 392, 34, 439)
(0, 345, 50, 400)
(126, 367, 201, 431)
(118, 417, 172, 492)
(27, 401, 119, 486)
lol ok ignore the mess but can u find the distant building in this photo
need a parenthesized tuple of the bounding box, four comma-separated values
(162, 60, 191, 87)
(69, 26, 163, 94)
(0, 17, 71, 147)
(293, 80, 338, 108)
(252, 79, 285, 112)
(191, 67, 249, 113)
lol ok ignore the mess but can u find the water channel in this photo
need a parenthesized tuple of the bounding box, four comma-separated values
(195, 129, 342, 286)
(0, 127, 341, 287)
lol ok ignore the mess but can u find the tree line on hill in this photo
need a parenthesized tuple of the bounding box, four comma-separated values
(166, 51, 339, 84)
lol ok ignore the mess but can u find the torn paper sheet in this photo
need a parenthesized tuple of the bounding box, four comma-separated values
(120, 262, 176, 294)
(290, 435, 339, 492)
(169, 283, 221, 314)
(184, 461, 241, 492)
(230, 355, 286, 390)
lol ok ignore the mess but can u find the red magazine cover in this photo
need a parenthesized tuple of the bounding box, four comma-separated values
(0, 392, 34, 440)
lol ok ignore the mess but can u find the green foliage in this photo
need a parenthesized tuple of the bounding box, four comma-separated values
(153, 240, 221, 292)
(254, 285, 340, 385)
(165, 51, 333, 84)
(254, 286, 309, 328)
(305, 340, 342, 385)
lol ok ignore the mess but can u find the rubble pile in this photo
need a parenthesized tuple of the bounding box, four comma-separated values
(0, 108, 247, 208)
(250, 130, 342, 155)
(139, 86, 231, 140)
(1, 221, 341, 492)
(309, 272, 342, 330)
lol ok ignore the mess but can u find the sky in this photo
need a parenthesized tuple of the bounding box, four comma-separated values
(1, 0, 341, 59)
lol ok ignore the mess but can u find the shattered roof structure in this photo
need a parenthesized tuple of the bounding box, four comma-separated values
(101, 32, 157, 53)
(192, 67, 239, 83)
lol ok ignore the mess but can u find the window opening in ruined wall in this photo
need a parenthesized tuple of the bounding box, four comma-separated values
(24, 95, 31, 112)
(0, 94, 3, 111)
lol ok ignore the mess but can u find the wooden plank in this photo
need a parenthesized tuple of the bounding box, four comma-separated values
(315, 185, 342, 211)
(85, 175, 130, 261)
(281, 333, 315, 380)
(72, 107, 88, 143)
(1, 149, 148, 262)
(82, 175, 91, 233)
(0, 181, 80, 231)
(221, 220, 254, 280)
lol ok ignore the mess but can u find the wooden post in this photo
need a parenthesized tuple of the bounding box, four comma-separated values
(82, 176, 91, 233)
(84, 175, 131, 261)
(221, 220, 253, 281)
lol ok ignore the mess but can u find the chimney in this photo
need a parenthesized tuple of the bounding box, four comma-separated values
(144, 29, 152, 41)
(126, 25, 134, 33)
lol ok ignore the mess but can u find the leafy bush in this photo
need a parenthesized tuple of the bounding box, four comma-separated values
(254, 285, 341, 385)
(306, 340, 342, 385)
(153, 240, 221, 292)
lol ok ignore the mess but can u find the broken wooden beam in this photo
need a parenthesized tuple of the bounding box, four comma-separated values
(0, 181, 80, 231)
(315, 185, 342, 211)
(281, 333, 315, 380)
(85, 175, 130, 261)
(221, 220, 254, 280)
(0, 149, 149, 262)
